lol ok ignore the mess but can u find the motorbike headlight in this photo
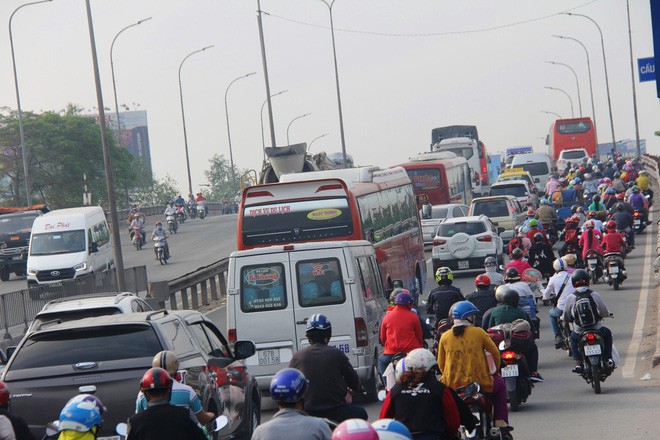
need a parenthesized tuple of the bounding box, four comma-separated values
(73, 262, 87, 271)
(27, 268, 37, 276)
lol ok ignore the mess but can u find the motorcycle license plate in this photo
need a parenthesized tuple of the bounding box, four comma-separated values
(584, 345, 602, 356)
(609, 266, 619, 274)
(588, 259, 597, 266)
(635, 220, 641, 226)
(501, 364, 519, 377)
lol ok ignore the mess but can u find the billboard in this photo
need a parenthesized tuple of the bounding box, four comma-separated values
(597, 139, 646, 159)
(102, 110, 152, 173)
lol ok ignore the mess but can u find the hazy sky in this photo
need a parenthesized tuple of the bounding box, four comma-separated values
(1, 0, 658, 195)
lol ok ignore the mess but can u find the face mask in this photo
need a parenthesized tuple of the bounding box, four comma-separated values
(157, 226, 163, 231)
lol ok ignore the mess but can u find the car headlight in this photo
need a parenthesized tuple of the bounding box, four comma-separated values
(27, 268, 36, 276)
(73, 262, 87, 271)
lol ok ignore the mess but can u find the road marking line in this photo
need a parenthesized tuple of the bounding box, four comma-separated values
(622, 215, 653, 378)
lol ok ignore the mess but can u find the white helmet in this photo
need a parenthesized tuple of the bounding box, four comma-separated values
(152, 351, 179, 376)
(552, 258, 567, 272)
(371, 419, 413, 440)
(404, 348, 436, 373)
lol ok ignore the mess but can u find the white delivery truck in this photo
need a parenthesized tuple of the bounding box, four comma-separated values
(226, 240, 389, 400)
(26, 206, 113, 287)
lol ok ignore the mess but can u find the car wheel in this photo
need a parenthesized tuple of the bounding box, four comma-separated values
(245, 397, 260, 439)
(0, 269, 9, 282)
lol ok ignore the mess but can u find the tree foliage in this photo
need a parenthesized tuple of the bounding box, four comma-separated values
(0, 108, 141, 209)
(204, 154, 248, 201)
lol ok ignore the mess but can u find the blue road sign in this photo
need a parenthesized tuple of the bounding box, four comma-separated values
(651, 0, 660, 97)
(638, 57, 655, 82)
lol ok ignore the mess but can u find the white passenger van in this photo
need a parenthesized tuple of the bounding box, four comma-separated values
(27, 207, 113, 286)
(226, 240, 389, 399)
(508, 153, 553, 192)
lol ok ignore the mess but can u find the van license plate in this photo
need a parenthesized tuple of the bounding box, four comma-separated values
(458, 261, 469, 269)
(583, 345, 601, 356)
(501, 365, 519, 377)
(258, 349, 280, 366)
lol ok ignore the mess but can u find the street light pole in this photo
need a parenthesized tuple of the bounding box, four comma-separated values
(540, 110, 563, 119)
(256, 0, 277, 149)
(9, 0, 53, 206)
(110, 17, 152, 133)
(84, 0, 125, 290)
(178, 45, 214, 197)
(224, 72, 256, 194)
(287, 113, 311, 145)
(308, 133, 329, 151)
(625, 0, 641, 159)
(552, 36, 597, 133)
(564, 13, 616, 151)
(318, 0, 348, 168)
(544, 86, 574, 118)
(261, 90, 287, 154)
(546, 61, 582, 117)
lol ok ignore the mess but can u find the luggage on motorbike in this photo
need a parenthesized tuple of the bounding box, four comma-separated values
(487, 319, 533, 352)
(571, 289, 601, 327)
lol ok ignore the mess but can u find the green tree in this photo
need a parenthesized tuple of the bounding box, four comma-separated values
(204, 154, 246, 201)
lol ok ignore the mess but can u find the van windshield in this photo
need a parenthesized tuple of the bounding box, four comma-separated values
(30, 230, 86, 256)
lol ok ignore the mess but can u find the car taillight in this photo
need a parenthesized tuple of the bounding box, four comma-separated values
(502, 351, 516, 361)
(355, 318, 368, 347)
(587, 333, 597, 344)
(228, 328, 237, 342)
(433, 237, 447, 246)
(477, 235, 492, 242)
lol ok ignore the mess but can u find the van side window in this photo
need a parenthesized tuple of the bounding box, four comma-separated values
(90, 221, 110, 247)
(296, 259, 345, 307)
(356, 257, 377, 300)
(368, 256, 385, 299)
(240, 263, 287, 313)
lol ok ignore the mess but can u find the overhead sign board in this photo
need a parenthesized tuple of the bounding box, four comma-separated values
(638, 57, 655, 82)
(651, 0, 660, 97)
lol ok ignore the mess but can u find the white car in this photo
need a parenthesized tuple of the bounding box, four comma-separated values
(28, 292, 153, 333)
(432, 215, 504, 273)
(419, 203, 469, 246)
(490, 179, 538, 209)
(556, 148, 588, 173)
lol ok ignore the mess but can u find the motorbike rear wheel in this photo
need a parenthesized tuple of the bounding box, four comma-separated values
(613, 277, 620, 290)
(590, 364, 602, 394)
(591, 269, 598, 285)
(507, 389, 520, 412)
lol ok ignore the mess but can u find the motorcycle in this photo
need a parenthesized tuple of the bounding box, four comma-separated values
(116, 415, 229, 440)
(456, 382, 513, 440)
(575, 325, 615, 394)
(584, 250, 603, 285)
(197, 201, 206, 219)
(155, 238, 169, 264)
(633, 210, 645, 234)
(166, 214, 178, 234)
(176, 204, 187, 223)
(602, 252, 625, 290)
(498, 340, 532, 412)
(130, 227, 144, 251)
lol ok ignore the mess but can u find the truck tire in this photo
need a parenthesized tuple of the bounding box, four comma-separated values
(0, 269, 9, 282)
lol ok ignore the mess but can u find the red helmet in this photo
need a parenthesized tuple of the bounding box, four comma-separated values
(616, 192, 625, 200)
(587, 211, 597, 218)
(0, 381, 8, 407)
(579, 166, 585, 173)
(526, 209, 535, 216)
(140, 367, 173, 392)
(475, 274, 491, 287)
(606, 220, 616, 230)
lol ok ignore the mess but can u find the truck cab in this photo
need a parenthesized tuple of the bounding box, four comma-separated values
(0, 205, 49, 282)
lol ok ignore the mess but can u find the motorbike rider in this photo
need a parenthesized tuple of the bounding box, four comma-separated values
(251, 368, 332, 440)
(561, 269, 614, 373)
(378, 291, 423, 375)
(195, 192, 208, 215)
(129, 215, 146, 245)
(579, 220, 603, 262)
(465, 275, 498, 328)
(559, 215, 580, 257)
(487, 286, 543, 383)
(506, 248, 531, 274)
(528, 232, 555, 281)
(503, 267, 536, 319)
(288, 314, 367, 423)
(151, 222, 170, 260)
(636, 170, 653, 202)
(525, 219, 547, 243)
(522, 209, 544, 231)
(542, 258, 576, 349)
(545, 175, 559, 198)
(629, 185, 648, 226)
(127, 368, 206, 440)
(610, 203, 635, 249)
(437, 302, 512, 432)
(581, 211, 603, 232)
(588, 194, 606, 213)
(136, 351, 215, 426)
(509, 227, 531, 255)
(602, 188, 618, 211)
(379, 349, 460, 440)
(164, 202, 178, 224)
(426, 267, 464, 323)
(602, 220, 628, 278)
(534, 198, 558, 229)
(483, 256, 504, 286)
(0, 381, 33, 440)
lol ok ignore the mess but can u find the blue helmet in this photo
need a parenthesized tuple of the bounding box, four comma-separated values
(451, 301, 480, 320)
(372, 419, 413, 440)
(270, 368, 308, 403)
(540, 198, 549, 205)
(306, 314, 332, 332)
(64, 394, 106, 415)
(59, 400, 102, 432)
(605, 187, 616, 195)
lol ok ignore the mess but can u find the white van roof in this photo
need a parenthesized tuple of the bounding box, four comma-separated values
(278, 166, 409, 187)
(510, 153, 550, 163)
(230, 240, 373, 258)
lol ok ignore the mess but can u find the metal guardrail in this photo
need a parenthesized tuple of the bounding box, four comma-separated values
(0, 266, 148, 340)
(148, 258, 229, 311)
(115, 203, 226, 223)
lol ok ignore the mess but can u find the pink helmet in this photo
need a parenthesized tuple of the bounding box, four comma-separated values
(332, 419, 379, 440)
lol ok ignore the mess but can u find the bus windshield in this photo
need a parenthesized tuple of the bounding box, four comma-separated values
(438, 146, 474, 160)
(240, 198, 353, 247)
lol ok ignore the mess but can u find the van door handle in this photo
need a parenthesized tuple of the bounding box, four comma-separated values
(296, 318, 309, 325)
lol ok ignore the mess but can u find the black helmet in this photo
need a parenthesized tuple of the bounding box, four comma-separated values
(592, 194, 600, 203)
(533, 232, 544, 243)
(501, 288, 520, 307)
(495, 285, 516, 304)
(570, 205, 578, 214)
(571, 269, 590, 288)
(511, 248, 524, 259)
(504, 267, 521, 282)
(616, 203, 624, 211)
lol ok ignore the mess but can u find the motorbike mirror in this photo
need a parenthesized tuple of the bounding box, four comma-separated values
(377, 389, 387, 401)
(213, 415, 229, 432)
(45, 421, 60, 437)
(115, 423, 128, 437)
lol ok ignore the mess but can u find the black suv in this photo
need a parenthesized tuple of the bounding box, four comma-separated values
(1, 309, 259, 439)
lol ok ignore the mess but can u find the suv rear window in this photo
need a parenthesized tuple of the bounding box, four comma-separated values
(560, 150, 586, 160)
(240, 263, 287, 313)
(296, 258, 345, 307)
(9, 325, 161, 370)
(472, 201, 509, 218)
(517, 162, 549, 176)
(438, 222, 486, 236)
(491, 184, 528, 198)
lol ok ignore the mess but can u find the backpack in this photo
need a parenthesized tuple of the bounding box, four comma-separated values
(508, 237, 523, 254)
(571, 289, 602, 327)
